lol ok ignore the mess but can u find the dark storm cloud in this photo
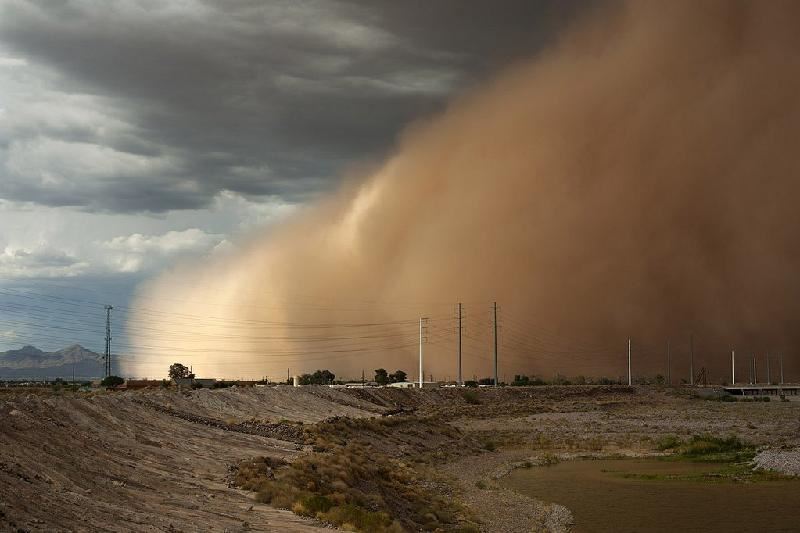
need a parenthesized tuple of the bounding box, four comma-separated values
(0, 0, 586, 212)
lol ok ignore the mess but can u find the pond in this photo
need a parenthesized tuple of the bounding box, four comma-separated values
(501, 458, 800, 532)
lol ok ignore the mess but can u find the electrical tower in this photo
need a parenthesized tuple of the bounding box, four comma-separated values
(104, 305, 113, 378)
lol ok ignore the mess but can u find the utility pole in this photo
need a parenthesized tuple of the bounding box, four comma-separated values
(666, 339, 671, 385)
(457, 302, 463, 386)
(104, 305, 113, 378)
(627, 338, 632, 386)
(361, 369, 365, 386)
(492, 302, 498, 387)
(731, 350, 735, 385)
(419, 317, 428, 389)
(780, 353, 784, 385)
(766, 352, 771, 385)
(689, 333, 694, 386)
(753, 354, 758, 384)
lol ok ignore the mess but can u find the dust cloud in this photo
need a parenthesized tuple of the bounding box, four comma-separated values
(126, 1, 800, 382)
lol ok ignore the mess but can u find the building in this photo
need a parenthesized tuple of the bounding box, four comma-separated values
(174, 378, 216, 389)
(126, 379, 165, 390)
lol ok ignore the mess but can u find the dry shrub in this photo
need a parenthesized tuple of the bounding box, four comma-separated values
(236, 415, 478, 532)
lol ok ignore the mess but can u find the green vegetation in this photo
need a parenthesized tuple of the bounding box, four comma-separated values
(374, 369, 410, 385)
(603, 435, 796, 484)
(168, 362, 193, 380)
(738, 396, 771, 402)
(236, 416, 479, 532)
(656, 435, 682, 451)
(100, 375, 124, 387)
(298, 370, 336, 385)
(662, 434, 754, 463)
(510, 374, 546, 386)
(462, 390, 480, 405)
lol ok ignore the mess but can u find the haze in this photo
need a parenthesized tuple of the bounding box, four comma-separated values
(125, 1, 800, 381)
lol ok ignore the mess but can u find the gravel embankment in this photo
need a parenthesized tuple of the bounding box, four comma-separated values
(753, 448, 800, 476)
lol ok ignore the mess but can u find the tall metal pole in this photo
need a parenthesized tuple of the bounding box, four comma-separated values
(493, 302, 498, 387)
(457, 303, 463, 386)
(666, 339, 671, 385)
(419, 317, 426, 389)
(104, 305, 113, 378)
(780, 353, 784, 385)
(753, 354, 758, 384)
(689, 333, 694, 386)
(731, 350, 735, 385)
(627, 338, 632, 386)
(766, 352, 771, 385)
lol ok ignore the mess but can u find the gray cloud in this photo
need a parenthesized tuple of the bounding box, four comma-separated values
(0, 0, 585, 213)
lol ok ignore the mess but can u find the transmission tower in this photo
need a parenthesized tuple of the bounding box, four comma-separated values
(104, 305, 113, 378)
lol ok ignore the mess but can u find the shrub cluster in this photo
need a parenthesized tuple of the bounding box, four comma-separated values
(236, 416, 479, 532)
(655, 434, 754, 463)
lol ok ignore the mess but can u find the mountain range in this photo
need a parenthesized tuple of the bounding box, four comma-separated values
(0, 344, 107, 379)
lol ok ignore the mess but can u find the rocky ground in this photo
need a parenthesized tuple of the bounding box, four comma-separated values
(1, 385, 798, 532)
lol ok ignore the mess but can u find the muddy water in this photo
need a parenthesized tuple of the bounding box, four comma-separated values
(502, 459, 800, 532)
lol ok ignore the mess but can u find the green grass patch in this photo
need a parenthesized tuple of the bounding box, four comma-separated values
(617, 462, 795, 484)
(676, 435, 754, 463)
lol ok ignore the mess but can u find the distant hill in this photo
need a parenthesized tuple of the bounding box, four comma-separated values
(0, 344, 108, 379)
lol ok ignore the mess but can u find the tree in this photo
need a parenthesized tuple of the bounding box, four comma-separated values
(374, 368, 390, 385)
(298, 370, 336, 385)
(511, 374, 530, 386)
(389, 370, 407, 383)
(312, 369, 335, 385)
(169, 363, 194, 380)
(101, 375, 124, 387)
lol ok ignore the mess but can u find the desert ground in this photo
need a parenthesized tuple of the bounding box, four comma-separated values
(1, 385, 798, 532)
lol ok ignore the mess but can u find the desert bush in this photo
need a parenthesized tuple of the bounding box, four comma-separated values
(101, 375, 124, 387)
(237, 416, 473, 532)
(321, 504, 392, 531)
(462, 390, 480, 405)
(656, 435, 681, 451)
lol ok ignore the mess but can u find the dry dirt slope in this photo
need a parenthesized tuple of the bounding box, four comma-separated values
(0, 385, 645, 532)
(0, 386, 410, 532)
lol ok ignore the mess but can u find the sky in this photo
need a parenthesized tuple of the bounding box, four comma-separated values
(0, 0, 585, 354)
